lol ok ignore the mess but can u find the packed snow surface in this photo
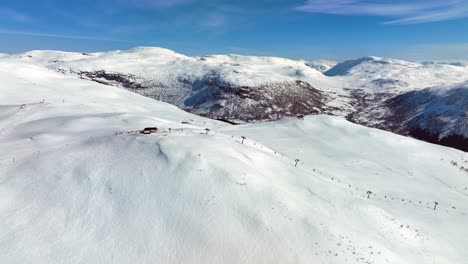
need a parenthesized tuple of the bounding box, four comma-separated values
(0, 55, 468, 264)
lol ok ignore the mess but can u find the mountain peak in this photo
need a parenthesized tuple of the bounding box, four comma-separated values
(324, 56, 384, 76)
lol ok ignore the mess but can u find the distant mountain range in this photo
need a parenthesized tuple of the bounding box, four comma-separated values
(8, 47, 468, 151)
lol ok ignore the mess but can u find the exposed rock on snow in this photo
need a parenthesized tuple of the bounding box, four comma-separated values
(371, 78, 409, 88)
(378, 84, 468, 151)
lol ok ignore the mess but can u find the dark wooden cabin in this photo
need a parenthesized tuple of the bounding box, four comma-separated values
(141, 127, 158, 134)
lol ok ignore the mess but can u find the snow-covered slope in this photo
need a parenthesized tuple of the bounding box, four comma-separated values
(1, 52, 468, 264)
(4, 48, 468, 151)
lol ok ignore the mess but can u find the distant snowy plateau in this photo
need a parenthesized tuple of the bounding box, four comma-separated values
(0, 48, 467, 263)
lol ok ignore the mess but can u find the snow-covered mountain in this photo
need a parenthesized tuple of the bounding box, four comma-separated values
(5, 47, 468, 151)
(324, 56, 468, 90)
(11, 47, 338, 122)
(306, 59, 337, 73)
(380, 83, 467, 151)
(1, 52, 468, 264)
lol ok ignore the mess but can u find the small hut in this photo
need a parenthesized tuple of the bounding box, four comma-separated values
(297, 114, 305, 120)
(141, 127, 158, 134)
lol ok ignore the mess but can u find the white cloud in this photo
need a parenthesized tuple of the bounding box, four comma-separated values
(296, 0, 468, 24)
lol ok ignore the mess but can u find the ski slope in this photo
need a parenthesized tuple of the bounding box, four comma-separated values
(0, 58, 468, 264)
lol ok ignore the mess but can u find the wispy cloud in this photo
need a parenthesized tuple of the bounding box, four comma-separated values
(0, 29, 131, 42)
(120, 0, 195, 9)
(296, 0, 468, 24)
(200, 13, 228, 29)
(0, 8, 30, 23)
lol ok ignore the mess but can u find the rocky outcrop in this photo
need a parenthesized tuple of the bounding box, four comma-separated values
(184, 79, 328, 123)
(73, 70, 329, 123)
(377, 86, 468, 151)
(344, 85, 468, 152)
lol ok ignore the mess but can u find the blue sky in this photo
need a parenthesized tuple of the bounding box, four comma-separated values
(1, 0, 468, 60)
